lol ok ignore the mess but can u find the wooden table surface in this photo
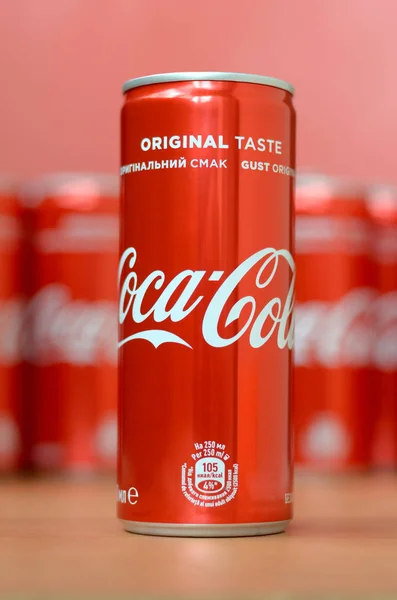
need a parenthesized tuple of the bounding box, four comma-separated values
(1, 474, 397, 599)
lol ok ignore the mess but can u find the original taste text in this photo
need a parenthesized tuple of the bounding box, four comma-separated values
(140, 135, 282, 153)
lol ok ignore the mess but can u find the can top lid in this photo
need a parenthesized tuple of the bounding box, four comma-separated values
(367, 182, 397, 199)
(296, 172, 364, 200)
(0, 175, 19, 195)
(20, 173, 119, 207)
(122, 71, 294, 95)
(366, 183, 397, 219)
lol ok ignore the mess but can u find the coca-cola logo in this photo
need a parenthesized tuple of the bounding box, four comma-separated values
(0, 298, 24, 364)
(118, 247, 295, 350)
(25, 284, 118, 365)
(373, 291, 397, 371)
(294, 288, 375, 368)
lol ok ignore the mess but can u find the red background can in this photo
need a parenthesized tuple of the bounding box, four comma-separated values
(294, 174, 377, 471)
(368, 185, 397, 469)
(118, 72, 295, 536)
(0, 179, 24, 472)
(23, 174, 119, 474)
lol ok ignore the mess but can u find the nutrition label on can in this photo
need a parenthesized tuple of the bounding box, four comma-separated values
(181, 441, 239, 507)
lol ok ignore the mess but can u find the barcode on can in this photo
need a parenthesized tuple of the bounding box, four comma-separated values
(285, 493, 293, 504)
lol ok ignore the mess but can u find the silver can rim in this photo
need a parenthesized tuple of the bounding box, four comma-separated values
(19, 172, 119, 207)
(122, 71, 294, 95)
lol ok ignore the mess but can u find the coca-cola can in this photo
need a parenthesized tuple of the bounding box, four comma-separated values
(0, 178, 24, 472)
(367, 184, 397, 469)
(294, 173, 377, 471)
(23, 174, 119, 474)
(118, 72, 295, 536)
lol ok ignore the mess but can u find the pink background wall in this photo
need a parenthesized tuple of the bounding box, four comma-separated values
(1, 0, 396, 182)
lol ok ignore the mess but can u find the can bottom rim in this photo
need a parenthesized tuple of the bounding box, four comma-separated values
(120, 519, 290, 538)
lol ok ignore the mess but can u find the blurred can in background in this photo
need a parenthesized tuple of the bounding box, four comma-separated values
(118, 72, 295, 536)
(0, 178, 24, 472)
(23, 174, 119, 474)
(367, 185, 397, 469)
(294, 174, 377, 471)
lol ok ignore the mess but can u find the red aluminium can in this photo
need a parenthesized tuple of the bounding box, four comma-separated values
(23, 174, 119, 474)
(294, 174, 377, 471)
(118, 72, 295, 536)
(0, 178, 24, 472)
(367, 185, 397, 469)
